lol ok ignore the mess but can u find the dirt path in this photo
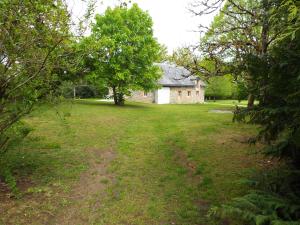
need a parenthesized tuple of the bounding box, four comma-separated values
(49, 146, 116, 225)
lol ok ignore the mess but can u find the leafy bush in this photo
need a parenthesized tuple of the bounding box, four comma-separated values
(59, 81, 109, 99)
(219, 192, 300, 225)
(75, 85, 96, 99)
(234, 31, 300, 168)
(0, 121, 33, 155)
(232, 79, 249, 101)
(59, 81, 74, 99)
(0, 0, 72, 152)
(1, 169, 19, 197)
(205, 75, 233, 100)
(0, 121, 33, 196)
(210, 167, 300, 225)
(228, 32, 300, 225)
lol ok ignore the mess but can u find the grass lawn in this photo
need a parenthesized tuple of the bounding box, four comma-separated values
(0, 100, 267, 225)
(205, 99, 259, 107)
(206, 99, 248, 106)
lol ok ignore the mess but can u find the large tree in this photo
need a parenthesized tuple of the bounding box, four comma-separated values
(219, 4, 300, 223)
(85, 3, 161, 105)
(0, 0, 96, 153)
(234, 0, 300, 168)
(191, 0, 300, 166)
(189, 0, 292, 107)
(196, 2, 300, 223)
(0, 0, 72, 152)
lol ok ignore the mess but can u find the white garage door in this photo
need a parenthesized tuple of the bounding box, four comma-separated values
(155, 87, 170, 104)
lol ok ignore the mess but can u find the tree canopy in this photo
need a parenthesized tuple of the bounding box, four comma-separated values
(83, 4, 161, 105)
(189, 0, 293, 107)
(190, 0, 300, 223)
(0, 0, 73, 152)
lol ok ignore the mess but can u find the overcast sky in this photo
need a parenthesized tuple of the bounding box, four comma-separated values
(67, 0, 215, 53)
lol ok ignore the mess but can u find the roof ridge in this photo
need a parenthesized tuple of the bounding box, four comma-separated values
(155, 62, 197, 87)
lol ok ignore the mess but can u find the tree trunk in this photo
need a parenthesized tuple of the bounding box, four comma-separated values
(116, 92, 125, 106)
(112, 86, 125, 106)
(259, 0, 270, 107)
(73, 86, 76, 99)
(247, 94, 255, 108)
(112, 86, 118, 105)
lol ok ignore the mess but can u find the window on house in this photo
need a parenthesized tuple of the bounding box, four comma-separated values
(196, 91, 199, 96)
(178, 91, 182, 97)
(144, 92, 148, 97)
(188, 91, 191, 96)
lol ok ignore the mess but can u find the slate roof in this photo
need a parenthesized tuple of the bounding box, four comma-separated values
(155, 63, 197, 87)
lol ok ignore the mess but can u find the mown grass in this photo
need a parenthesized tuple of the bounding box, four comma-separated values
(0, 100, 265, 225)
(206, 99, 259, 107)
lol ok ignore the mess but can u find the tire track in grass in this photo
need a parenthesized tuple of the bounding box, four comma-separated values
(49, 145, 116, 225)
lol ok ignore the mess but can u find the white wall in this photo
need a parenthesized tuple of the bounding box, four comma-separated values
(155, 87, 170, 104)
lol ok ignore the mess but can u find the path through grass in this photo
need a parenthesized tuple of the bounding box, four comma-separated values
(0, 101, 264, 225)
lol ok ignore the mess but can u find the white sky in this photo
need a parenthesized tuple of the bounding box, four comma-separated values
(67, 0, 215, 54)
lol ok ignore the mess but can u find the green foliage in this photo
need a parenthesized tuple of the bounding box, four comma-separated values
(157, 44, 169, 62)
(234, 28, 300, 168)
(59, 81, 75, 99)
(0, 0, 73, 152)
(194, 0, 293, 106)
(213, 167, 300, 225)
(274, 0, 300, 40)
(59, 79, 109, 100)
(75, 85, 95, 99)
(218, 192, 300, 225)
(169, 47, 195, 67)
(82, 3, 161, 105)
(226, 2, 300, 224)
(74, 85, 106, 99)
(0, 0, 96, 154)
(0, 121, 33, 196)
(205, 75, 234, 99)
(232, 78, 249, 101)
(84, 72, 109, 98)
(198, 0, 262, 77)
(167, 47, 206, 78)
(1, 169, 19, 197)
(198, 1, 300, 224)
(0, 121, 33, 154)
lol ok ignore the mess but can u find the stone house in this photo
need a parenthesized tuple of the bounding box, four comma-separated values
(128, 63, 206, 104)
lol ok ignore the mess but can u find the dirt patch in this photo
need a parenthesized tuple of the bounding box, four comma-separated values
(0, 179, 10, 201)
(209, 110, 233, 114)
(174, 149, 198, 178)
(49, 147, 116, 225)
(213, 131, 255, 146)
(168, 141, 202, 185)
(214, 131, 266, 152)
(0, 147, 116, 225)
(194, 199, 210, 211)
(0, 175, 35, 201)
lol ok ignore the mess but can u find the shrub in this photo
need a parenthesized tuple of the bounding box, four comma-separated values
(59, 81, 109, 99)
(74, 85, 96, 99)
(205, 75, 233, 100)
(210, 168, 300, 225)
(0, 121, 33, 155)
(0, 121, 33, 197)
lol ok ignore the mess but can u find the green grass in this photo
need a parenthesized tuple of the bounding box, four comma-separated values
(0, 100, 264, 225)
(206, 99, 259, 107)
